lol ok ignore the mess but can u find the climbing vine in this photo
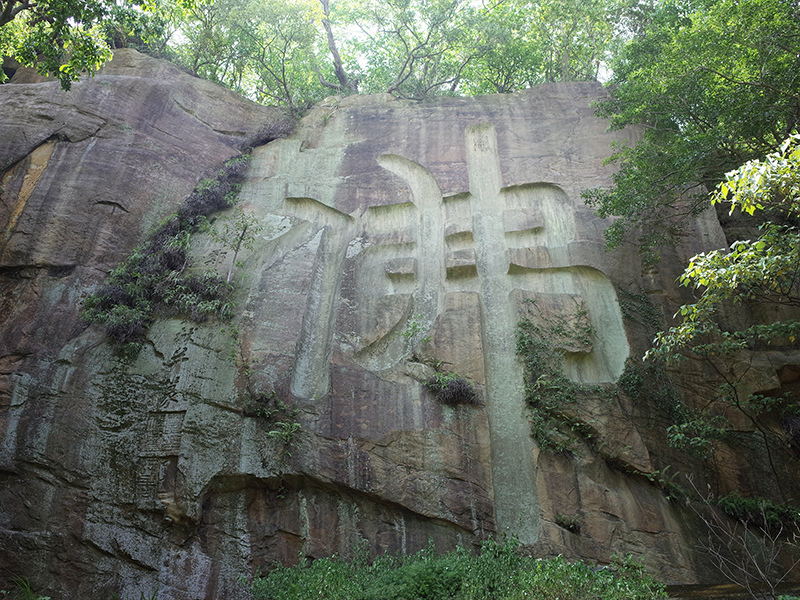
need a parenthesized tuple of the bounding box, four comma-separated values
(515, 298, 606, 454)
(616, 288, 661, 331)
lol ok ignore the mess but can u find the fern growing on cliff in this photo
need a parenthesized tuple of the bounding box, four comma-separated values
(81, 153, 253, 354)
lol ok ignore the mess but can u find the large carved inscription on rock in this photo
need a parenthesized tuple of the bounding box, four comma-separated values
(241, 92, 630, 547)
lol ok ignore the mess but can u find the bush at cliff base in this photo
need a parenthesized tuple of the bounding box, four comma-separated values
(250, 538, 667, 600)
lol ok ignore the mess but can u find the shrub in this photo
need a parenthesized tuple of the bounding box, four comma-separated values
(423, 371, 479, 406)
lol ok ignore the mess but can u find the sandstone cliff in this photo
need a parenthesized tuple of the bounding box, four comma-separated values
(2, 49, 798, 599)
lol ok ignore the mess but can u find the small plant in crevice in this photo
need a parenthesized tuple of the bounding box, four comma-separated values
(606, 462, 688, 504)
(399, 313, 432, 352)
(555, 512, 583, 534)
(267, 421, 302, 448)
(423, 370, 480, 406)
(0, 576, 50, 600)
(243, 393, 302, 454)
(81, 152, 256, 354)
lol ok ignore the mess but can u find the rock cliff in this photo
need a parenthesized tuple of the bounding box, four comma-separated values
(2, 49, 798, 599)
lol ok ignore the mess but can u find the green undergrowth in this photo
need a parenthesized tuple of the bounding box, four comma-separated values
(250, 538, 667, 600)
(81, 153, 252, 355)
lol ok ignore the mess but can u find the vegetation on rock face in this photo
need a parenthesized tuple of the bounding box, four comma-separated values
(515, 298, 604, 454)
(650, 135, 800, 364)
(579, 5, 800, 588)
(423, 370, 480, 406)
(555, 512, 584, 534)
(80, 130, 285, 355)
(243, 393, 302, 453)
(642, 136, 800, 494)
(715, 492, 800, 531)
(81, 154, 246, 351)
(250, 538, 667, 600)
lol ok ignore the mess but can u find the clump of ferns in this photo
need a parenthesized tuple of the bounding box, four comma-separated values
(424, 370, 480, 406)
(81, 153, 251, 354)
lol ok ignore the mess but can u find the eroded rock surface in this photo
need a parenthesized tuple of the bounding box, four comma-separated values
(4, 52, 796, 600)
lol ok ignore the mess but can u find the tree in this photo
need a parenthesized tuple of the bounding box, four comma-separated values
(459, 1, 545, 95)
(461, 0, 620, 95)
(0, 0, 186, 89)
(535, 0, 620, 83)
(238, 0, 327, 110)
(648, 135, 800, 495)
(651, 135, 800, 363)
(583, 0, 800, 260)
(334, 0, 483, 99)
(171, 0, 326, 113)
(1, 0, 113, 88)
(317, 0, 357, 93)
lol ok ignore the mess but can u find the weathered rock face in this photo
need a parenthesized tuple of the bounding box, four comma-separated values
(2, 50, 798, 600)
(0, 49, 282, 598)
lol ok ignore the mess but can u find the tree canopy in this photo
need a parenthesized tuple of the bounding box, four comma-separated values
(1, 0, 112, 88)
(582, 0, 800, 259)
(650, 135, 800, 363)
(1, 0, 631, 102)
(145, 0, 626, 109)
(0, 0, 184, 89)
(645, 136, 800, 484)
